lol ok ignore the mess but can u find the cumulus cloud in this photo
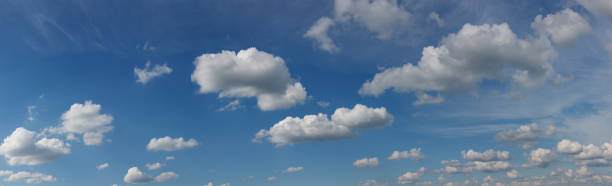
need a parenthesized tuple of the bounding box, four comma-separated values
(359, 23, 557, 97)
(191, 48, 307, 111)
(134, 61, 173, 84)
(557, 139, 583, 154)
(0, 170, 56, 184)
(397, 167, 425, 184)
(494, 123, 555, 149)
(506, 169, 520, 179)
(335, 0, 411, 40)
(0, 127, 70, 166)
(467, 161, 511, 172)
(563, 140, 612, 167)
(359, 180, 387, 186)
(524, 148, 556, 168)
(97, 163, 109, 170)
(531, 9, 591, 45)
(576, 0, 612, 19)
(146, 162, 165, 170)
(46, 101, 114, 146)
(304, 17, 339, 53)
(123, 167, 178, 184)
(253, 104, 392, 146)
(282, 166, 304, 173)
(461, 149, 510, 162)
(353, 157, 379, 168)
(146, 136, 198, 152)
(387, 148, 425, 161)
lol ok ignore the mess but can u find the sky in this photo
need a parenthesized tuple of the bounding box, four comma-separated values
(1, 0, 612, 185)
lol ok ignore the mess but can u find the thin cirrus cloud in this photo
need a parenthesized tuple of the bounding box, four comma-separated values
(0, 127, 70, 166)
(123, 167, 178, 184)
(146, 136, 198, 152)
(191, 47, 307, 111)
(134, 61, 173, 84)
(252, 104, 393, 146)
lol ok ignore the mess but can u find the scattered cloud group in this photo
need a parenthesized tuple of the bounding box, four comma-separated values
(0, 170, 56, 184)
(253, 104, 392, 146)
(191, 48, 307, 111)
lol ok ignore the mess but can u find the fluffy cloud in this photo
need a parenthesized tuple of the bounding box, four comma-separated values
(461, 149, 510, 162)
(524, 148, 556, 168)
(282, 166, 304, 173)
(47, 101, 114, 146)
(97, 163, 109, 170)
(304, 17, 339, 53)
(146, 136, 198, 152)
(123, 167, 178, 184)
(531, 9, 591, 45)
(561, 140, 612, 167)
(253, 104, 393, 146)
(557, 139, 583, 154)
(134, 61, 173, 84)
(0, 170, 56, 184)
(353, 157, 379, 168)
(397, 167, 425, 184)
(0, 127, 70, 166)
(506, 169, 520, 179)
(388, 148, 425, 161)
(191, 48, 307, 111)
(577, 0, 612, 19)
(146, 162, 165, 170)
(359, 23, 557, 97)
(494, 123, 555, 149)
(335, 0, 411, 40)
(467, 161, 511, 172)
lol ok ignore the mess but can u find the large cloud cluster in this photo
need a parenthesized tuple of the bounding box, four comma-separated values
(359, 23, 557, 100)
(253, 104, 393, 146)
(191, 48, 307, 111)
(0, 128, 70, 166)
(556, 139, 612, 167)
(494, 123, 555, 149)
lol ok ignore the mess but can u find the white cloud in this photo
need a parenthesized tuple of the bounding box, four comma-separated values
(220, 183, 230, 186)
(191, 48, 307, 111)
(577, 0, 612, 19)
(467, 161, 511, 172)
(97, 163, 109, 170)
(124, 167, 153, 184)
(47, 101, 114, 146)
(134, 61, 173, 84)
(267, 176, 277, 181)
(154, 172, 179, 182)
(0, 127, 70, 166)
(146, 162, 165, 170)
(146, 136, 198, 151)
(123, 167, 178, 184)
(316, 101, 331, 108)
(506, 169, 520, 179)
(494, 123, 555, 149)
(204, 182, 213, 186)
(359, 180, 387, 186)
(282, 166, 304, 173)
(524, 148, 556, 168)
(387, 148, 425, 161)
(557, 139, 583, 154)
(359, 23, 557, 97)
(165, 156, 175, 160)
(217, 100, 243, 112)
(428, 12, 444, 27)
(397, 167, 425, 184)
(0, 170, 56, 184)
(334, 0, 411, 40)
(531, 9, 591, 45)
(353, 157, 379, 168)
(413, 92, 444, 106)
(304, 17, 339, 53)
(461, 149, 510, 162)
(27, 105, 36, 121)
(253, 104, 392, 146)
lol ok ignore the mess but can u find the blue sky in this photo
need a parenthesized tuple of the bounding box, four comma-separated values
(1, 0, 612, 185)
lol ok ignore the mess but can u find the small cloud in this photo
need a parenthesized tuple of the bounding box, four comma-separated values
(282, 166, 304, 174)
(217, 100, 243, 111)
(267, 176, 278, 181)
(134, 61, 173, 84)
(428, 12, 445, 27)
(316, 101, 330, 108)
(352, 157, 379, 168)
(97, 163, 110, 170)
